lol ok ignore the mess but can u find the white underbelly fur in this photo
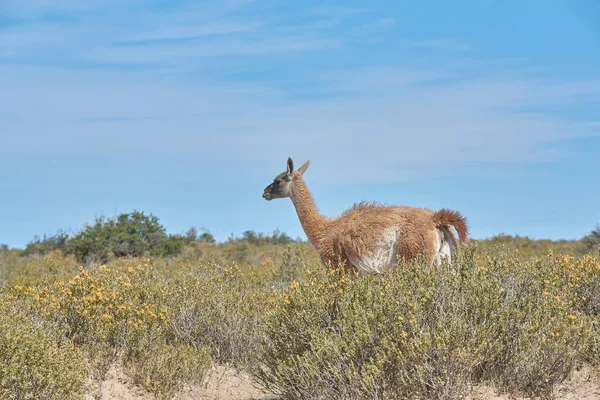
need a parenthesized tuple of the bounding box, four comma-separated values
(347, 227, 454, 274)
(347, 228, 398, 274)
(435, 227, 453, 266)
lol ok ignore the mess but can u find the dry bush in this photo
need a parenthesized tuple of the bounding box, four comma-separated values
(8, 258, 212, 398)
(2, 241, 599, 400)
(0, 298, 89, 400)
(255, 246, 600, 399)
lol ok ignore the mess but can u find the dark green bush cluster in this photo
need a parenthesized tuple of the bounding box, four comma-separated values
(237, 229, 300, 245)
(255, 247, 600, 399)
(583, 225, 600, 253)
(23, 211, 190, 263)
(22, 231, 69, 257)
(66, 211, 189, 263)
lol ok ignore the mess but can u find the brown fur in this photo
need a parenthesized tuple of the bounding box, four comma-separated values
(288, 175, 468, 270)
(432, 208, 469, 245)
(264, 158, 470, 272)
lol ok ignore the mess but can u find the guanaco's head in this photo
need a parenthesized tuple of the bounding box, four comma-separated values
(263, 157, 310, 201)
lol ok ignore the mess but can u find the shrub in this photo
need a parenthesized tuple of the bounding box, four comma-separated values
(4, 238, 599, 399)
(66, 211, 185, 263)
(8, 251, 79, 287)
(0, 298, 89, 400)
(9, 258, 213, 397)
(22, 231, 69, 257)
(583, 225, 600, 253)
(0, 249, 29, 288)
(124, 338, 210, 399)
(474, 234, 590, 258)
(165, 261, 276, 367)
(255, 247, 598, 399)
(198, 231, 216, 244)
(239, 229, 299, 245)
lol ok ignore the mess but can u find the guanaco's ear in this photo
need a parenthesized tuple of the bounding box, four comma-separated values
(297, 158, 310, 175)
(287, 157, 294, 174)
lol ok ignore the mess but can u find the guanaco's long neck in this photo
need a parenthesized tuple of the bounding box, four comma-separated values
(289, 176, 328, 248)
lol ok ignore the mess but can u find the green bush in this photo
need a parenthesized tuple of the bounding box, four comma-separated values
(255, 247, 599, 399)
(0, 249, 29, 288)
(583, 225, 600, 253)
(473, 234, 590, 258)
(9, 259, 213, 397)
(8, 251, 79, 287)
(3, 237, 599, 399)
(22, 231, 69, 257)
(167, 262, 274, 366)
(0, 298, 89, 400)
(66, 211, 186, 263)
(124, 338, 210, 399)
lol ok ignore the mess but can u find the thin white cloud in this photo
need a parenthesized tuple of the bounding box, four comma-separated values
(410, 38, 472, 52)
(124, 21, 263, 42)
(307, 5, 372, 18)
(357, 17, 395, 34)
(0, 1, 348, 65)
(82, 36, 341, 64)
(0, 0, 142, 17)
(0, 0, 252, 19)
(309, 66, 461, 95)
(1, 1, 598, 185)
(1, 63, 598, 184)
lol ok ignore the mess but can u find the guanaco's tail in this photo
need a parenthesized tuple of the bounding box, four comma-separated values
(433, 208, 469, 246)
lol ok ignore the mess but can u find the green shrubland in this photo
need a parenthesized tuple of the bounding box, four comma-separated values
(1, 220, 599, 399)
(255, 247, 600, 399)
(0, 299, 89, 400)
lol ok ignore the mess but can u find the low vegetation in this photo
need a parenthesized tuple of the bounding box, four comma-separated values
(0, 215, 599, 399)
(256, 248, 600, 399)
(21, 211, 199, 263)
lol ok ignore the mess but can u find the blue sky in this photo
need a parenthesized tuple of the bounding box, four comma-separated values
(1, 0, 599, 248)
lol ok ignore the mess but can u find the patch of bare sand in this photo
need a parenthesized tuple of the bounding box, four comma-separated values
(554, 366, 600, 400)
(469, 366, 600, 400)
(179, 365, 278, 400)
(85, 363, 153, 400)
(87, 363, 599, 400)
(85, 364, 277, 400)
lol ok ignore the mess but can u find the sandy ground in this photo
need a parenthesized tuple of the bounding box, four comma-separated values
(86, 363, 600, 400)
(468, 366, 600, 400)
(85, 364, 277, 400)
